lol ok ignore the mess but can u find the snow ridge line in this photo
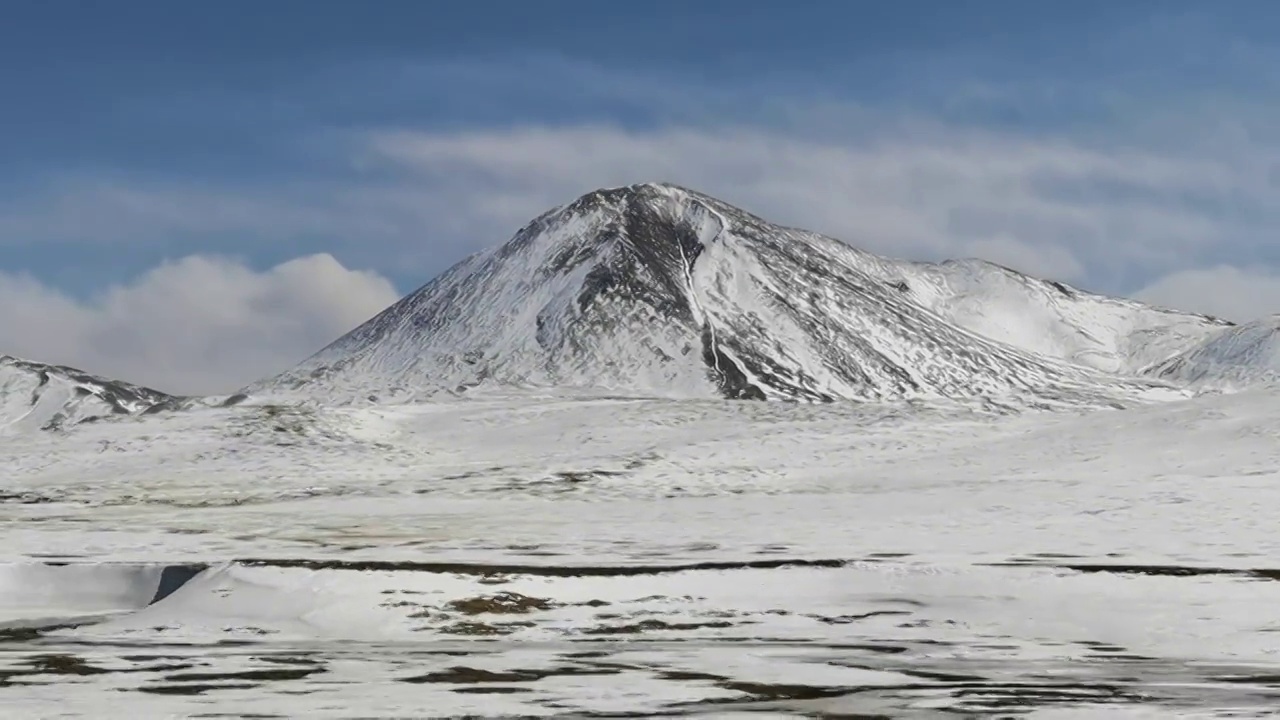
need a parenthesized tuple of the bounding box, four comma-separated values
(676, 196, 733, 379)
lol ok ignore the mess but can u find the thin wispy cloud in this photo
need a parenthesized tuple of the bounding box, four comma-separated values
(11, 117, 1276, 284)
(363, 123, 1271, 280)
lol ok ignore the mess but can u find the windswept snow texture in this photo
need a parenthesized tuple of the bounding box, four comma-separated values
(262, 183, 1222, 407)
(1145, 315, 1280, 389)
(4, 388, 1280, 717)
(0, 356, 178, 433)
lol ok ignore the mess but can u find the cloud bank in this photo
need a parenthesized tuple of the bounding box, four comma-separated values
(0, 254, 399, 395)
(1137, 266, 1280, 323)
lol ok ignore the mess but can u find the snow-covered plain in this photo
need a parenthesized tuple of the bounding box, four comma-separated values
(3, 387, 1280, 718)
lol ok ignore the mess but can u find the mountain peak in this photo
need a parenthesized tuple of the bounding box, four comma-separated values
(528, 182, 728, 254)
(257, 185, 1227, 407)
(569, 181, 696, 205)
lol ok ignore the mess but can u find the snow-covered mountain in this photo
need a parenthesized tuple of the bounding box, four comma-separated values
(0, 356, 180, 433)
(1143, 315, 1280, 389)
(259, 183, 1226, 407)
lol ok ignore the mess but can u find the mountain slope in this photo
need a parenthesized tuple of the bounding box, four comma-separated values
(903, 259, 1231, 374)
(0, 356, 179, 433)
(260, 183, 1220, 407)
(1143, 316, 1280, 389)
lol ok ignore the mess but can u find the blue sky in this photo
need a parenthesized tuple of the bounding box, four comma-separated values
(5, 1, 1280, 392)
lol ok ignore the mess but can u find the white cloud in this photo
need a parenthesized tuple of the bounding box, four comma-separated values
(1135, 265, 1280, 323)
(0, 254, 400, 395)
(0, 177, 439, 253)
(9, 119, 1277, 290)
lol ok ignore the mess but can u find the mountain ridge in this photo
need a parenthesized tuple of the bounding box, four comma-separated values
(1143, 315, 1280, 388)
(0, 355, 181, 433)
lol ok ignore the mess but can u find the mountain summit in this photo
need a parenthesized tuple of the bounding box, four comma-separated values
(261, 183, 1228, 406)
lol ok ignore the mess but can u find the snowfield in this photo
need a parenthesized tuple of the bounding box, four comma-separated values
(4, 184, 1280, 717)
(3, 388, 1280, 717)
